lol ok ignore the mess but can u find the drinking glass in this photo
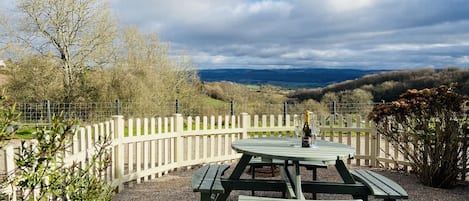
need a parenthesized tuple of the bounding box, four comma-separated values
(311, 127, 320, 148)
(294, 118, 301, 147)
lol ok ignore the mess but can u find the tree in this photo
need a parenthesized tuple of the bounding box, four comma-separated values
(103, 27, 204, 116)
(320, 92, 338, 112)
(6, 55, 63, 102)
(301, 99, 328, 116)
(369, 84, 469, 188)
(6, 0, 116, 102)
(340, 89, 374, 116)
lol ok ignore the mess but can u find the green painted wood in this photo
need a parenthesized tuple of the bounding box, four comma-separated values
(192, 165, 209, 191)
(222, 137, 361, 200)
(222, 178, 286, 191)
(192, 164, 230, 193)
(229, 154, 252, 179)
(212, 164, 230, 193)
(249, 157, 328, 168)
(238, 195, 363, 201)
(221, 178, 369, 195)
(239, 195, 292, 201)
(350, 169, 408, 200)
(216, 155, 252, 201)
(199, 165, 219, 193)
(335, 159, 356, 184)
(232, 137, 355, 162)
(279, 167, 295, 199)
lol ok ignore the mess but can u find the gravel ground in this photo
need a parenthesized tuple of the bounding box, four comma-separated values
(112, 162, 469, 201)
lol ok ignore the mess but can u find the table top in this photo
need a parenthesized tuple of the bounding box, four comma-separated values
(231, 137, 355, 163)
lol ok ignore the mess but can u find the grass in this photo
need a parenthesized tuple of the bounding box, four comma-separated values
(13, 126, 36, 139)
(203, 96, 227, 108)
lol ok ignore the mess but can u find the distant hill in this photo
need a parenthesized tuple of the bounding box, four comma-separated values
(198, 68, 386, 89)
(288, 67, 469, 102)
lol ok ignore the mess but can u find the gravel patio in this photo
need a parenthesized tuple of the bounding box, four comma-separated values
(112, 161, 469, 201)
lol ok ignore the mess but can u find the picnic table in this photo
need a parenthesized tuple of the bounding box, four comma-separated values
(192, 137, 408, 201)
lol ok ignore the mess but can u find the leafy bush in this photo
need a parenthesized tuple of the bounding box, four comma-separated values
(369, 84, 469, 188)
(1, 103, 114, 200)
(0, 95, 20, 145)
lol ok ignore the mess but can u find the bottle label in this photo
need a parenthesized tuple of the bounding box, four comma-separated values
(302, 137, 311, 148)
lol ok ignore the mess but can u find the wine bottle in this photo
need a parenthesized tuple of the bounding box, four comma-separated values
(302, 111, 312, 147)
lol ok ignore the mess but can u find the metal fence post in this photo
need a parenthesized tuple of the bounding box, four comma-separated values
(230, 100, 234, 116)
(333, 101, 337, 125)
(45, 100, 51, 126)
(283, 102, 287, 126)
(115, 99, 120, 115)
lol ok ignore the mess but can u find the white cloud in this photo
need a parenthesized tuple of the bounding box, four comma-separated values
(326, 0, 374, 12)
(230, 1, 293, 17)
(456, 56, 469, 64)
(212, 55, 226, 64)
(371, 42, 469, 52)
(281, 49, 355, 59)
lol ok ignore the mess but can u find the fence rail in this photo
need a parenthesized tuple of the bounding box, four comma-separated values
(1, 113, 467, 200)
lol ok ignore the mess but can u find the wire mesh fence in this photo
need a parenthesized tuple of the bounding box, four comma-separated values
(15, 100, 385, 124)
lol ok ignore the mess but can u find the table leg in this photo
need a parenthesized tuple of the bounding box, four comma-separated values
(334, 158, 355, 184)
(229, 154, 252, 179)
(216, 154, 253, 201)
(293, 161, 305, 200)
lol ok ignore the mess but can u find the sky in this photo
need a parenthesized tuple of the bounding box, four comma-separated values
(3, 0, 469, 70)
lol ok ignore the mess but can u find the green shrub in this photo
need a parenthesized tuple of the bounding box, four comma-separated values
(369, 84, 469, 188)
(1, 106, 114, 200)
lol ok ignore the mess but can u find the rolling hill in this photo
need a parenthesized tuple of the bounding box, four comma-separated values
(198, 68, 386, 89)
(287, 67, 469, 102)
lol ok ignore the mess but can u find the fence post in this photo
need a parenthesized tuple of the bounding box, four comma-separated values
(4, 145, 16, 200)
(174, 113, 184, 169)
(112, 115, 124, 192)
(240, 113, 250, 139)
(370, 122, 378, 167)
(45, 100, 51, 126)
(333, 101, 337, 125)
(115, 99, 120, 115)
(283, 102, 287, 126)
(230, 100, 234, 116)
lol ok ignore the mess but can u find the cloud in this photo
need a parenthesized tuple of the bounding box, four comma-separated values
(281, 49, 355, 59)
(4, 0, 469, 70)
(326, 0, 374, 13)
(456, 56, 469, 64)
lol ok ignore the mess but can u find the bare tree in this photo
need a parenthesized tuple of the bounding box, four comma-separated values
(105, 27, 204, 116)
(7, 0, 116, 102)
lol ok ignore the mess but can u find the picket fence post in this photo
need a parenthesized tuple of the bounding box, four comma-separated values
(112, 115, 124, 192)
(371, 122, 379, 167)
(240, 113, 250, 139)
(174, 113, 184, 169)
(5, 145, 17, 201)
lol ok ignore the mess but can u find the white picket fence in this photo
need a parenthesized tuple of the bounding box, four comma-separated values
(1, 113, 414, 200)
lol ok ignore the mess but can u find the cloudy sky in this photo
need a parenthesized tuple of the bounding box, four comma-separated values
(3, 0, 469, 70)
(108, 0, 469, 70)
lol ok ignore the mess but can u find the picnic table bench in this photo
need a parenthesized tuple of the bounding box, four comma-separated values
(350, 169, 408, 201)
(192, 164, 230, 201)
(238, 195, 363, 201)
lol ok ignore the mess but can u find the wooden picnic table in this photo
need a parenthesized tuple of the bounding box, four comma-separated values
(219, 137, 357, 200)
(193, 137, 408, 201)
